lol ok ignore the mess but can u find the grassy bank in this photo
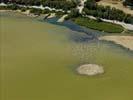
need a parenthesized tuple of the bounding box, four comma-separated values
(0, 5, 124, 33)
(74, 17, 124, 33)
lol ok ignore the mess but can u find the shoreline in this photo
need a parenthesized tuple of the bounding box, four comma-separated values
(0, 9, 41, 17)
(1, 9, 133, 32)
(0, 9, 125, 33)
(0, 2, 133, 31)
(1, 10, 133, 51)
(99, 36, 133, 51)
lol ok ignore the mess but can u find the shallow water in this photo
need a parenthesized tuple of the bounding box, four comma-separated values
(0, 12, 133, 100)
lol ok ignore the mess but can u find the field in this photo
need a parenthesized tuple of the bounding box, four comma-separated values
(74, 17, 124, 33)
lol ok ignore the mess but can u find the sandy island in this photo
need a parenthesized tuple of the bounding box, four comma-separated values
(77, 64, 104, 76)
(99, 36, 133, 51)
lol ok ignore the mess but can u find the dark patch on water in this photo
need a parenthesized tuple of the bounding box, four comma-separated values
(40, 17, 105, 43)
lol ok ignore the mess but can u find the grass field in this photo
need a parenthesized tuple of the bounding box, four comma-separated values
(74, 17, 124, 33)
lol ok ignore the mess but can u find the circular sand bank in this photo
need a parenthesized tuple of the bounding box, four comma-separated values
(77, 64, 104, 76)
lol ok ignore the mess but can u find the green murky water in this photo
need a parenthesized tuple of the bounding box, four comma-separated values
(0, 12, 133, 100)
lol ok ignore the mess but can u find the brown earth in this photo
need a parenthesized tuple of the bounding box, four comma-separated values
(97, 0, 133, 15)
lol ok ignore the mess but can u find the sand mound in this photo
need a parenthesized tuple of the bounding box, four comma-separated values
(77, 64, 104, 76)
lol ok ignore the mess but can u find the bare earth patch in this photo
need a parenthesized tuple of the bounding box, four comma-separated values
(97, 0, 133, 15)
(99, 36, 133, 51)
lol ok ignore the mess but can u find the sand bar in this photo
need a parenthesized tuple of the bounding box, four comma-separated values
(77, 64, 104, 76)
(99, 36, 133, 51)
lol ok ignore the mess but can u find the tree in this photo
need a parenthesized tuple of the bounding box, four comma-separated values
(85, 0, 96, 10)
(123, 0, 133, 6)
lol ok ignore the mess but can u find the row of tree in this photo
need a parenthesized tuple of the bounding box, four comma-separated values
(83, 0, 133, 24)
(0, 0, 132, 24)
(0, 0, 77, 10)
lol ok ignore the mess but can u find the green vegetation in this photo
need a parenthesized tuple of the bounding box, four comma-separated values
(1, 0, 133, 24)
(74, 17, 124, 33)
(29, 8, 51, 15)
(1, 0, 77, 11)
(0, 0, 132, 33)
(65, 8, 81, 20)
(123, 0, 133, 7)
(56, 11, 66, 17)
(0, 4, 52, 15)
(0, 3, 21, 10)
(84, 0, 133, 24)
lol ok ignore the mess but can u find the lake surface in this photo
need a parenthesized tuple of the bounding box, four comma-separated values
(1, 12, 133, 100)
